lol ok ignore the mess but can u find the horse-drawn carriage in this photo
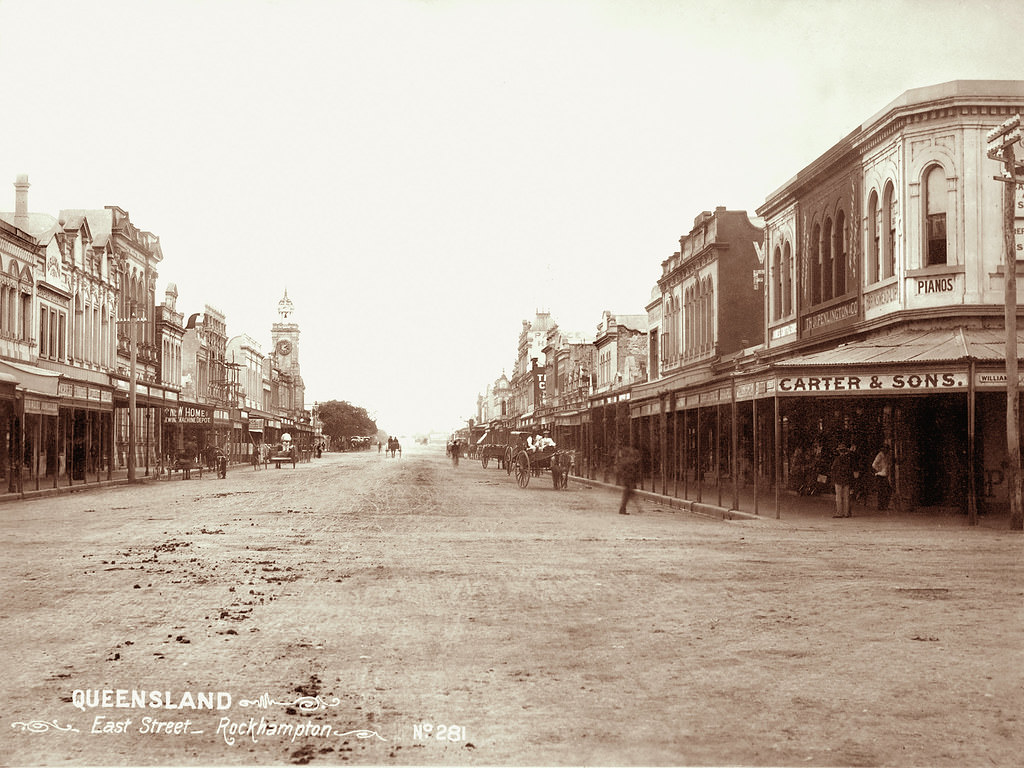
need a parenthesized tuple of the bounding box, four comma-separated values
(269, 444, 298, 468)
(509, 445, 576, 489)
(478, 426, 529, 470)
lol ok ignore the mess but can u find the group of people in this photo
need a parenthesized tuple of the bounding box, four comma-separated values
(526, 433, 556, 451)
(830, 442, 893, 518)
(447, 437, 464, 466)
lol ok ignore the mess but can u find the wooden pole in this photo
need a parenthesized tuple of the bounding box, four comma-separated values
(967, 358, 978, 525)
(731, 377, 739, 511)
(774, 394, 781, 520)
(1002, 146, 1022, 529)
(753, 393, 759, 516)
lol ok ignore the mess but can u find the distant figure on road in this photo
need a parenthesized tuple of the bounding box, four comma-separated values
(449, 438, 460, 467)
(617, 445, 641, 515)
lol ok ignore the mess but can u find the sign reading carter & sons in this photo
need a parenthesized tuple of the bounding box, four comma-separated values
(777, 370, 968, 393)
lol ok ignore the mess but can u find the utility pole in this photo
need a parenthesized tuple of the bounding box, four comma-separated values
(128, 305, 138, 481)
(118, 302, 142, 482)
(987, 114, 1024, 530)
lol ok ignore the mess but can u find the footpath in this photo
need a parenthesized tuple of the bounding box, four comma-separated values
(1, 456, 1014, 531)
(0, 460, 242, 504)
(570, 474, 1015, 531)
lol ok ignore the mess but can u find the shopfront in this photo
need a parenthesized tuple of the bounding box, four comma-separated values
(0, 359, 61, 494)
(60, 379, 114, 486)
(600, 327, 1022, 521)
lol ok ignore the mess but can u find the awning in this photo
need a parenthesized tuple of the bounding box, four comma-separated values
(773, 327, 1022, 368)
(0, 358, 59, 397)
(768, 327, 1024, 397)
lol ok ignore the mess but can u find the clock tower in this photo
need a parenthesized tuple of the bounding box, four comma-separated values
(271, 289, 301, 378)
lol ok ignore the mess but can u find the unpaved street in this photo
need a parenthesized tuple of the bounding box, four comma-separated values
(1, 444, 1021, 767)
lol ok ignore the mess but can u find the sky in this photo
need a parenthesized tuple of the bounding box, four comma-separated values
(1, 0, 1022, 436)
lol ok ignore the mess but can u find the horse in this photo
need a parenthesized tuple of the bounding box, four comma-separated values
(550, 450, 576, 490)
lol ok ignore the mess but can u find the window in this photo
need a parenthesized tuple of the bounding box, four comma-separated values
(772, 246, 783, 320)
(39, 307, 47, 358)
(810, 223, 822, 304)
(883, 181, 897, 278)
(782, 242, 793, 316)
(822, 218, 834, 302)
(925, 165, 947, 266)
(834, 210, 847, 296)
(868, 191, 880, 283)
(21, 291, 30, 341)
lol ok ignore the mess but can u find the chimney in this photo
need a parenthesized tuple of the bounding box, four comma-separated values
(14, 174, 29, 225)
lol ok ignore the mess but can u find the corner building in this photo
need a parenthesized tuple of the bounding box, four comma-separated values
(757, 79, 1024, 515)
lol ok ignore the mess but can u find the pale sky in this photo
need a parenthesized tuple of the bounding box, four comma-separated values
(1, 0, 1021, 435)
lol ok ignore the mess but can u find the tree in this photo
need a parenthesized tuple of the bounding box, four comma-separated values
(316, 400, 377, 446)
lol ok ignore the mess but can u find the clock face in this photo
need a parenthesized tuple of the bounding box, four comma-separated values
(276, 339, 292, 356)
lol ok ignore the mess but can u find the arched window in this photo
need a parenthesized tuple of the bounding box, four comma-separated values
(101, 304, 110, 368)
(706, 278, 714, 350)
(834, 210, 847, 297)
(772, 245, 783, 320)
(822, 217, 834, 302)
(0, 285, 9, 335)
(685, 285, 693, 354)
(782, 242, 793, 317)
(867, 190, 880, 284)
(883, 181, 897, 278)
(810, 223, 822, 305)
(75, 294, 84, 360)
(925, 165, 947, 266)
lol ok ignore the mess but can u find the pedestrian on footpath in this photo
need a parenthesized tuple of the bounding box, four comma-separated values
(617, 445, 641, 515)
(871, 443, 893, 511)
(831, 444, 854, 518)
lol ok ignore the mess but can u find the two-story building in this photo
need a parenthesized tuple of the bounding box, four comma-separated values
(753, 79, 1024, 516)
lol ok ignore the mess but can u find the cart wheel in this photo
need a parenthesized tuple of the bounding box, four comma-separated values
(481, 454, 489, 469)
(515, 451, 531, 488)
(505, 447, 514, 475)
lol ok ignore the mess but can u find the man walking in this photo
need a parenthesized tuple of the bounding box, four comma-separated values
(617, 445, 641, 515)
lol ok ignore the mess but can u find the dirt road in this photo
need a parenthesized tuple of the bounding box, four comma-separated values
(1, 444, 1021, 767)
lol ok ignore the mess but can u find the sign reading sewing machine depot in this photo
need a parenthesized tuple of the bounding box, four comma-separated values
(776, 369, 969, 395)
(164, 405, 213, 424)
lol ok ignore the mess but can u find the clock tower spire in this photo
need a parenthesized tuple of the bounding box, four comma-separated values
(271, 288, 301, 377)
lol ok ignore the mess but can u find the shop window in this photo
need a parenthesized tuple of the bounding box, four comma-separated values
(925, 165, 947, 266)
